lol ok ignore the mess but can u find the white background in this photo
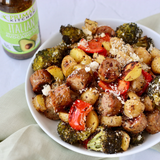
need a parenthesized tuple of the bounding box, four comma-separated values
(0, 0, 160, 159)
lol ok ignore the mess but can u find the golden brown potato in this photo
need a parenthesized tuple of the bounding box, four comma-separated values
(32, 94, 46, 112)
(73, 64, 85, 70)
(80, 87, 99, 105)
(61, 55, 77, 77)
(130, 73, 146, 92)
(70, 48, 86, 63)
(47, 65, 64, 81)
(150, 47, 160, 59)
(80, 54, 92, 65)
(93, 53, 105, 64)
(121, 61, 142, 81)
(83, 18, 98, 35)
(120, 131, 130, 151)
(86, 110, 99, 133)
(151, 56, 160, 74)
(101, 115, 122, 127)
(124, 99, 145, 118)
(102, 41, 111, 52)
(135, 47, 152, 65)
(59, 112, 69, 123)
(127, 91, 140, 101)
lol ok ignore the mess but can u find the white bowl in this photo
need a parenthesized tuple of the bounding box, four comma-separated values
(25, 19, 160, 158)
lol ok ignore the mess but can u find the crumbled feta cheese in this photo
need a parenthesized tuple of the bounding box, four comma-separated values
(89, 61, 99, 71)
(100, 32, 106, 37)
(42, 84, 51, 96)
(85, 66, 91, 72)
(78, 39, 88, 47)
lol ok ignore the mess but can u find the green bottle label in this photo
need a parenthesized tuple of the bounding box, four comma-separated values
(0, 1, 40, 54)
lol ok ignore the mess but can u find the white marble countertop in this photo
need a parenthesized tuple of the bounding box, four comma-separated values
(0, 0, 160, 159)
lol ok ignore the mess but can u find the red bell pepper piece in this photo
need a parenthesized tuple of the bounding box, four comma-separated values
(98, 79, 130, 95)
(69, 99, 93, 131)
(137, 70, 153, 96)
(78, 33, 110, 55)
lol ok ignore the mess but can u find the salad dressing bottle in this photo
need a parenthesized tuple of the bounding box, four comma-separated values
(0, 0, 41, 59)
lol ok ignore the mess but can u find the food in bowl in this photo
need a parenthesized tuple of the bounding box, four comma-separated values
(29, 19, 160, 154)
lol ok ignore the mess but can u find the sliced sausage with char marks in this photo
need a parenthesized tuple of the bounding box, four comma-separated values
(146, 109, 160, 134)
(97, 92, 122, 116)
(30, 69, 52, 94)
(98, 58, 121, 83)
(122, 113, 147, 134)
(66, 68, 92, 93)
(48, 83, 72, 112)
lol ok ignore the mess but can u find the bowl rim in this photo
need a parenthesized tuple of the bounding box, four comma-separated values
(25, 18, 160, 158)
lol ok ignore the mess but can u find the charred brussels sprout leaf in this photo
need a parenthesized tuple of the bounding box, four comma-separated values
(32, 43, 68, 72)
(132, 36, 154, 50)
(60, 24, 85, 44)
(115, 22, 143, 45)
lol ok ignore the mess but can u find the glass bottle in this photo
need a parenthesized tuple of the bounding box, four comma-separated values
(0, 0, 41, 59)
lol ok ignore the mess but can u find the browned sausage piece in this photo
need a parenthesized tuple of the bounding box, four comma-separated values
(142, 95, 154, 112)
(122, 113, 147, 134)
(131, 73, 146, 92)
(97, 92, 122, 116)
(30, 69, 52, 94)
(44, 96, 59, 120)
(66, 68, 92, 93)
(98, 58, 121, 83)
(48, 83, 72, 112)
(146, 109, 160, 134)
(96, 26, 115, 37)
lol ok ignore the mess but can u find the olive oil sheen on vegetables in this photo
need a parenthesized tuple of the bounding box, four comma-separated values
(0, 0, 41, 59)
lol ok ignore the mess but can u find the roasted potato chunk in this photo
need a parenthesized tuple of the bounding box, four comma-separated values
(86, 110, 99, 133)
(121, 131, 130, 151)
(82, 18, 98, 35)
(70, 48, 86, 63)
(151, 56, 160, 74)
(121, 61, 142, 81)
(32, 94, 46, 112)
(124, 99, 145, 118)
(135, 47, 152, 65)
(93, 53, 105, 64)
(61, 55, 77, 77)
(80, 87, 99, 105)
(59, 112, 69, 123)
(47, 65, 64, 81)
(101, 115, 122, 127)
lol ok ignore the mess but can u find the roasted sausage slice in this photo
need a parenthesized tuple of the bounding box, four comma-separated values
(66, 68, 92, 93)
(44, 96, 59, 120)
(146, 109, 160, 134)
(48, 83, 72, 112)
(97, 92, 122, 116)
(122, 113, 147, 134)
(98, 58, 121, 83)
(30, 69, 52, 94)
(95, 26, 115, 37)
